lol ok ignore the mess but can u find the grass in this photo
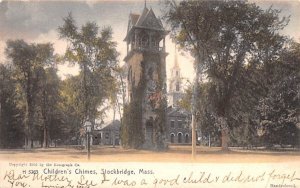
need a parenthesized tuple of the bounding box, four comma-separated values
(0, 145, 299, 163)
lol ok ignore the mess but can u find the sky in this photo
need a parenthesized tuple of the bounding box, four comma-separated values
(0, 0, 195, 82)
(1, 0, 300, 82)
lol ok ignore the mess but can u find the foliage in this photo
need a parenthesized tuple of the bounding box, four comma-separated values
(177, 84, 192, 112)
(58, 13, 119, 123)
(0, 64, 24, 148)
(121, 62, 146, 149)
(153, 57, 168, 150)
(59, 75, 86, 144)
(257, 41, 300, 147)
(5, 40, 54, 148)
(163, 0, 289, 149)
(121, 100, 144, 149)
(37, 67, 62, 147)
(121, 54, 168, 150)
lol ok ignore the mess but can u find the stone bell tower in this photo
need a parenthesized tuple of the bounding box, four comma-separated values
(124, 5, 169, 149)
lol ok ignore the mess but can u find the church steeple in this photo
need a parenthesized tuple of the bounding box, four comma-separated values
(174, 45, 179, 68)
(170, 45, 181, 91)
(168, 45, 183, 107)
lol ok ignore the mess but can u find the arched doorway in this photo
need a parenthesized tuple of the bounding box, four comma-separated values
(178, 132, 183, 143)
(146, 117, 154, 144)
(170, 133, 175, 143)
(115, 138, 120, 145)
(185, 134, 189, 143)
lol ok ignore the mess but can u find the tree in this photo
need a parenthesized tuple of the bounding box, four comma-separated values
(0, 64, 24, 148)
(164, 0, 288, 150)
(177, 84, 192, 112)
(5, 40, 54, 149)
(111, 65, 127, 123)
(59, 75, 85, 144)
(37, 67, 61, 148)
(58, 13, 119, 128)
(257, 41, 300, 147)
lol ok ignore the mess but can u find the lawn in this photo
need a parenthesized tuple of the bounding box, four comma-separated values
(0, 145, 299, 163)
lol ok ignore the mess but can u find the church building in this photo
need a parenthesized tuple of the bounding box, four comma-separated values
(167, 47, 192, 144)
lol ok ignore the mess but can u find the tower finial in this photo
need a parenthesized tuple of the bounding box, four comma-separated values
(145, 0, 147, 8)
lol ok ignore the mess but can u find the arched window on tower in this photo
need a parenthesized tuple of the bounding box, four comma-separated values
(141, 34, 149, 49)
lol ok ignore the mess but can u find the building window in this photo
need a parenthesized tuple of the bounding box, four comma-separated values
(176, 83, 180, 91)
(177, 120, 182, 128)
(105, 132, 109, 139)
(184, 120, 189, 128)
(141, 35, 149, 47)
(185, 134, 189, 143)
(178, 132, 183, 143)
(170, 120, 175, 128)
(176, 71, 179, 76)
(170, 133, 175, 143)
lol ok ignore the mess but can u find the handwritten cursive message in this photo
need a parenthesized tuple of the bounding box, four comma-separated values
(1, 162, 299, 188)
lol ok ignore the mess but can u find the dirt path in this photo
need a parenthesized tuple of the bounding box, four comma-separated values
(0, 146, 299, 163)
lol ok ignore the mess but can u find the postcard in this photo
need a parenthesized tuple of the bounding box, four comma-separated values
(0, 0, 299, 188)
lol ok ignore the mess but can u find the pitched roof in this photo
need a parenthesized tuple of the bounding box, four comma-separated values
(130, 13, 140, 26)
(127, 7, 164, 33)
(137, 8, 164, 30)
(167, 107, 190, 117)
(124, 7, 168, 42)
(100, 120, 120, 131)
(135, 7, 149, 26)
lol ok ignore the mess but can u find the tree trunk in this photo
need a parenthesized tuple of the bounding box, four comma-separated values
(24, 106, 34, 149)
(42, 105, 48, 148)
(25, 73, 33, 149)
(191, 113, 197, 158)
(83, 63, 88, 119)
(46, 132, 48, 147)
(42, 71, 48, 149)
(221, 129, 229, 151)
(0, 102, 2, 148)
(191, 55, 201, 159)
(28, 105, 34, 149)
(43, 126, 47, 148)
(24, 110, 29, 149)
(218, 116, 229, 151)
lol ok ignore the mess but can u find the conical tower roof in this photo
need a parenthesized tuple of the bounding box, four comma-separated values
(124, 6, 166, 41)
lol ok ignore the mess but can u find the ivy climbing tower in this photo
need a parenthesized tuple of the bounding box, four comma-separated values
(123, 5, 169, 149)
